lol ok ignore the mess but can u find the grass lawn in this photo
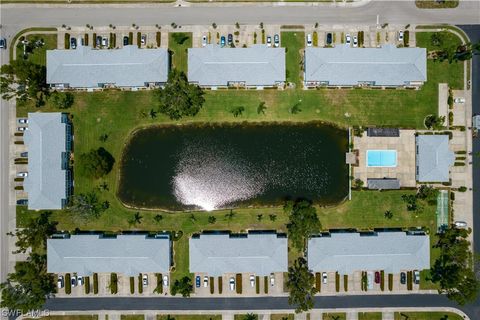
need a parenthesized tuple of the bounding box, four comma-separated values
(15, 33, 57, 66)
(35, 317, 98, 320)
(394, 312, 463, 320)
(323, 313, 346, 320)
(157, 316, 221, 320)
(281, 31, 304, 87)
(169, 32, 192, 74)
(271, 314, 294, 320)
(415, 0, 459, 9)
(358, 313, 382, 320)
(120, 316, 144, 320)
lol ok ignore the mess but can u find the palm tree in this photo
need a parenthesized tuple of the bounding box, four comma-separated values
(208, 216, 216, 224)
(243, 314, 258, 320)
(257, 101, 267, 115)
(384, 210, 393, 219)
(225, 210, 236, 220)
(154, 214, 163, 223)
(269, 214, 277, 221)
(129, 212, 143, 225)
(149, 108, 157, 119)
(257, 214, 263, 221)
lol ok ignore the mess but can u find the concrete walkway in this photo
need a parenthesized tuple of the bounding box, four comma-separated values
(382, 311, 394, 320)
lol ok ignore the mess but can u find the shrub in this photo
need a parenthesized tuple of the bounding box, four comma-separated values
(110, 273, 118, 294)
(236, 273, 242, 294)
(156, 32, 161, 47)
(449, 111, 454, 124)
(65, 273, 71, 294)
(343, 275, 348, 292)
(361, 272, 367, 291)
(84, 34, 89, 46)
(388, 274, 393, 291)
(138, 274, 143, 293)
(380, 271, 385, 291)
(458, 186, 467, 192)
(210, 277, 214, 294)
(137, 32, 141, 48)
(84, 276, 90, 294)
(92, 33, 97, 48)
(315, 272, 321, 291)
(93, 273, 98, 294)
(403, 30, 410, 47)
(218, 277, 223, 294)
(64, 33, 70, 49)
(129, 32, 133, 45)
(264, 276, 268, 294)
(313, 32, 318, 47)
(256, 276, 260, 294)
(130, 277, 135, 294)
(335, 272, 340, 292)
(154, 273, 163, 294)
(450, 191, 455, 201)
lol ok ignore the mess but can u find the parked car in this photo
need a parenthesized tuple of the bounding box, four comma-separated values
(17, 118, 28, 124)
(96, 36, 102, 47)
(227, 34, 233, 45)
(57, 275, 64, 288)
(16, 172, 28, 178)
(270, 273, 275, 286)
(16, 199, 28, 205)
(326, 33, 332, 45)
(20, 152, 28, 157)
(102, 37, 108, 47)
(266, 36, 272, 47)
(71, 275, 77, 287)
(322, 272, 327, 284)
(454, 221, 468, 228)
(0, 38, 6, 49)
(203, 276, 208, 287)
(77, 276, 83, 286)
(353, 36, 358, 47)
(70, 37, 77, 49)
(123, 36, 129, 46)
(229, 277, 235, 291)
(163, 275, 169, 287)
(250, 275, 255, 287)
(195, 275, 201, 287)
(141, 34, 146, 45)
(398, 30, 404, 42)
(367, 272, 373, 289)
(17, 127, 28, 132)
(454, 97, 466, 104)
(400, 272, 406, 285)
(202, 35, 207, 47)
(273, 34, 279, 47)
(374, 271, 380, 284)
(143, 274, 148, 287)
(413, 270, 420, 285)
(306, 34, 312, 47)
(220, 36, 226, 47)
(345, 34, 351, 45)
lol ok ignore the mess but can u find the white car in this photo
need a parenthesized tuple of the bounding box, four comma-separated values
(163, 275, 169, 287)
(266, 36, 272, 47)
(16, 172, 28, 178)
(102, 37, 108, 47)
(306, 34, 312, 47)
(229, 277, 235, 291)
(17, 118, 28, 124)
(143, 274, 148, 287)
(322, 272, 328, 284)
(57, 275, 64, 289)
(345, 34, 351, 45)
(77, 276, 83, 286)
(367, 272, 373, 290)
(454, 221, 468, 228)
(141, 34, 146, 45)
(413, 270, 420, 285)
(203, 276, 208, 287)
(454, 97, 465, 104)
(17, 127, 28, 132)
(398, 30, 404, 42)
(353, 36, 358, 47)
(270, 273, 275, 286)
(250, 275, 255, 287)
(202, 35, 207, 47)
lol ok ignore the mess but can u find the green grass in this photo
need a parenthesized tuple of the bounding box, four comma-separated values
(282, 31, 304, 87)
(416, 31, 462, 53)
(323, 313, 346, 320)
(157, 316, 221, 320)
(415, 0, 459, 9)
(120, 316, 144, 320)
(271, 314, 294, 320)
(169, 32, 192, 74)
(15, 33, 57, 66)
(394, 312, 463, 320)
(358, 313, 382, 320)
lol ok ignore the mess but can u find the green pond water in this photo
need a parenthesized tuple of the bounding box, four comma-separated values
(118, 123, 349, 211)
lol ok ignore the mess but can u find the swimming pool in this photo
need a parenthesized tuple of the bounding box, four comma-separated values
(366, 150, 397, 167)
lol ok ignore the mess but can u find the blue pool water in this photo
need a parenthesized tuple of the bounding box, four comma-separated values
(366, 150, 397, 167)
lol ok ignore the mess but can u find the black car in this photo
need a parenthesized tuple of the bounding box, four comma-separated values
(400, 272, 406, 285)
(16, 199, 28, 205)
(123, 36, 129, 46)
(96, 36, 102, 47)
(70, 37, 77, 49)
(20, 152, 28, 157)
(326, 33, 332, 45)
(227, 34, 233, 45)
(0, 38, 6, 49)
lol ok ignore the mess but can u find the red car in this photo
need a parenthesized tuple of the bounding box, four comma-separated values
(374, 271, 381, 284)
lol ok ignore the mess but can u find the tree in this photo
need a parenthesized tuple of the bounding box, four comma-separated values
(78, 147, 115, 179)
(257, 214, 263, 221)
(353, 178, 364, 190)
(68, 192, 106, 220)
(171, 276, 193, 297)
(269, 214, 277, 221)
(286, 257, 317, 313)
(7, 212, 57, 254)
(243, 314, 258, 320)
(257, 101, 267, 115)
(290, 102, 302, 114)
(50, 91, 74, 109)
(1, 59, 47, 102)
(157, 70, 205, 120)
(424, 115, 445, 129)
(384, 210, 393, 220)
(286, 200, 321, 251)
(231, 106, 245, 117)
(128, 212, 143, 226)
(430, 227, 479, 305)
(154, 214, 163, 222)
(417, 185, 439, 202)
(401, 194, 420, 212)
(225, 210, 236, 220)
(208, 216, 216, 224)
(0, 253, 55, 312)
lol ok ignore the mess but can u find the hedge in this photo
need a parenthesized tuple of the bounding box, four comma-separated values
(218, 277, 223, 294)
(210, 277, 214, 294)
(313, 32, 318, 47)
(84, 276, 90, 294)
(388, 273, 393, 291)
(130, 277, 135, 294)
(92, 33, 97, 48)
(264, 276, 268, 294)
(138, 274, 143, 294)
(155, 273, 163, 294)
(156, 32, 161, 47)
(407, 271, 413, 290)
(315, 272, 321, 292)
(236, 273, 242, 294)
(65, 273, 71, 294)
(403, 30, 410, 47)
(64, 33, 70, 49)
(380, 271, 385, 291)
(343, 275, 348, 292)
(110, 273, 118, 294)
(129, 32, 133, 45)
(335, 272, 340, 292)
(93, 273, 98, 294)
(84, 34, 89, 46)
(255, 276, 260, 294)
(137, 32, 141, 48)
(361, 272, 367, 291)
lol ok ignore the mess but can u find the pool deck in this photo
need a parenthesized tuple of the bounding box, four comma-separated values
(353, 130, 416, 187)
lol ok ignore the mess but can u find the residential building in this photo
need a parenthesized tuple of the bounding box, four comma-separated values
(304, 45, 427, 87)
(47, 45, 169, 89)
(188, 45, 286, 88)
(308, 231, 430, 274)
(23, 112, 72, 210)
(47, 234, 171, 276)
(189, 232, 288, 276)
(415, 134, 455, 182)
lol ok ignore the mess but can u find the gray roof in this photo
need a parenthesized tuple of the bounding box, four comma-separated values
(308, 232, 430, 274)
(304, 45, 427, 86)
(189, 233, 288, 276)
(367, 178, 401, 190)
(47, 234, 171, 276)
(47, 45, 169, 88)
(188, 45, 285, 87)
(416, 135, 455, 182)
(23, 113, 68, 210)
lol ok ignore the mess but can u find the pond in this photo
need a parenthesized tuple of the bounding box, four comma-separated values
(117, 123, 349, 211)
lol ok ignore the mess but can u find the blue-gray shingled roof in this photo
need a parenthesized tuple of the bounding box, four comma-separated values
(304, 45, 427, 86)
(189, 233, 288, 276)
(47, 234, 171, 276)
(23, 113, 67, 210)
(188, 45, 286, 87)
(308, 232, 430, 274)
(416, 135, 455, 182)
(47, 45, 169, 88)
